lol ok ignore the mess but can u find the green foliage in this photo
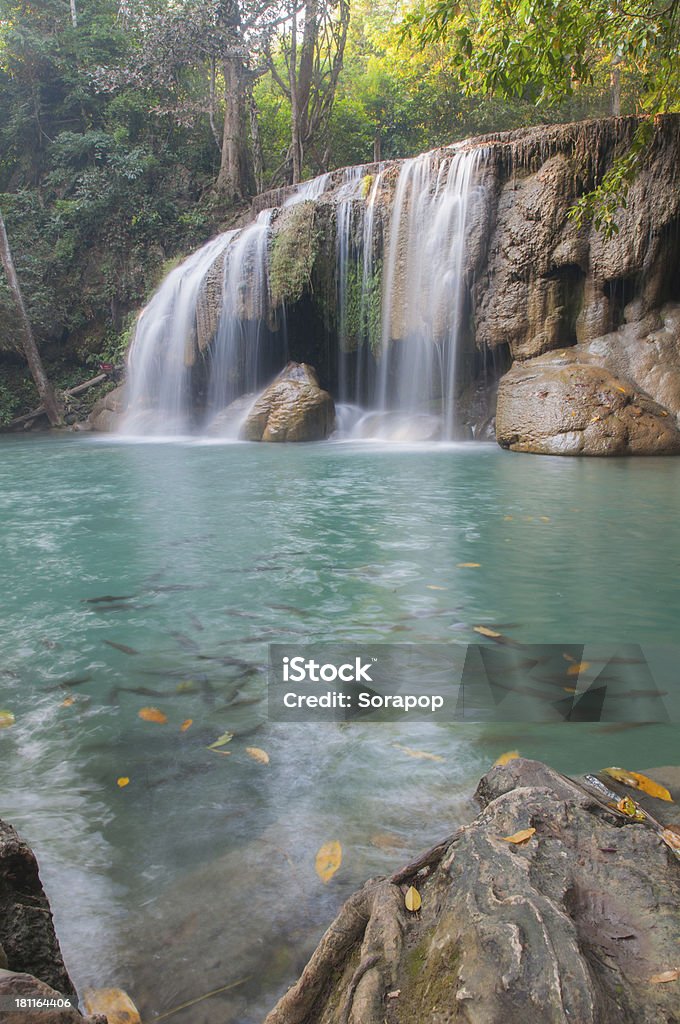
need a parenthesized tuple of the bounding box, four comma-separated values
(269, 202, 319, 307)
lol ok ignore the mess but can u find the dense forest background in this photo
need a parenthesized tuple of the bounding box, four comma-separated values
(1, 0, 678, 422)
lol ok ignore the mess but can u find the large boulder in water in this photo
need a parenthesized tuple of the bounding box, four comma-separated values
(495, 349, 680, 455)
(241, 362, 335, 442)
(264, 758, 680, 1024)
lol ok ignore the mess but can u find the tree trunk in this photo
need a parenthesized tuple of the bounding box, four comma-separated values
(69, 0, 78, 27)
(373, 129, 382, 163)
(610, 61, 621, 116)
(0, 209, 63, 427)
(216, 53, 248, 198)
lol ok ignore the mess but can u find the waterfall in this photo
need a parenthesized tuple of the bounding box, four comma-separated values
(122, 151, 487, 441)
(375, 148, 486, 440)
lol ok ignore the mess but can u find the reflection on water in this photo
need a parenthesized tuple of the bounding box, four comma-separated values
(0, 435, 679, 1021)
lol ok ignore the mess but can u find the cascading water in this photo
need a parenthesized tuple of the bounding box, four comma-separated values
(375, 148, 486, 440)
(122, 149, 487, 441)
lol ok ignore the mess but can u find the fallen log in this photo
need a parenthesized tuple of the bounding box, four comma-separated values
(4, 372, 110, 430)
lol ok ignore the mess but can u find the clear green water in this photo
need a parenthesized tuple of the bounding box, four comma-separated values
(0, 435, 678, 1021)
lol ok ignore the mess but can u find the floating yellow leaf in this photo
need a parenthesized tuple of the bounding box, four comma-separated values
(500, 827, 536, 845)
(246, 746, 270, 765)
(61, 695, 76, 707)
(566, 661, 590, 676)
(83, 987, 141, 1024)
(404, 886, 422, 912)
(649, 969, 679, 984)
(494, 750, 519, 767)
(426, 585, 447, 590)
(627, 771, 673, 802)
(457, 562, 481, 568)
(180, 718, 193, 732)
(117, 777, 130, 788)
(315, 840, 342, 883)
(208, 731, 233, 750)
(473, 625, 502, 639)
(393, 743, 444, 762)
(503, 515, 513, 521)
(138, 706, 168, 724)
(0, 710, 15, 729)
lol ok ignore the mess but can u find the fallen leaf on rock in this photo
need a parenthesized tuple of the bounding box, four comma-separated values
(180, 718, 193, 732)
(393, 743, 444, 762)
(473, 625, 502, 638)
(494, 750, 519, 766)
(117, 777, 130, 788)
(500, 827, 536, 845)
(0, 710, 15, 728)
(83, 987, 141, 1024)
(208, 730, 233, 750)
(615, 796, 646, 821)
(404, 886, 422, 912)
(246, 746, 270, 765)
(627, 771, 673, 802)
(604, 767, 673, 802)
(138, 706, 168, 724)
(660, 829, 680, 852)
(315, 840, 342, 883)
(649, 969, 679, 984)
(457, 562, 481, 568)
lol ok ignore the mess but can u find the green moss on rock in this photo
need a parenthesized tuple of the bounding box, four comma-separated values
(269, 202, 319, 308)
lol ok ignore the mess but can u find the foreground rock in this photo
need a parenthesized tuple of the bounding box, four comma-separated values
(496, 349, 680, 455)
(241, 362, 335, 442)
(0, 820, 104, 1022)
(0, 970, 105, 1023)
(265, 759, 680, 1024)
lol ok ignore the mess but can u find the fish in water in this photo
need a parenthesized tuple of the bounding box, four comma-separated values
(84, 595, 137, 604)
(103, 639, 140, 656)
(45, 675, 93, 692)
(170, 631, 201, 653)
(188, 613, 204, 632)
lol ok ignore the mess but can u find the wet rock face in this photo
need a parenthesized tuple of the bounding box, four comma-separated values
(0, 820, 76, 1001)
(265, 758, 680, 1024)
(241, 362, 335, 442)
(88, 384, 126, 432)
(495, 349, 680, 455)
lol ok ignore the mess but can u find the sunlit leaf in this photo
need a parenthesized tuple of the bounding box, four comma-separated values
(500, 827, 536, 844)
(393, 743, 444, 762)
(566, 661, 590, 676)
(627, 771, 673, 802)
(494, 750, 519, 766)
(603, 766, 639, 787)
(138, 707, 168, 724)
(117, 777, 130, 788)
(180, 718, 193, 732)
(457, 562, 481, 568)
(404, 886, 422, 911)
(473, 625, 501, 638)
(649, 969, 679, 984)
(615, 796, 646, 821)
(208, 731, 233, 750)
(315, 840, 342, 882)
(246, 746, 270, 765)
(83, 987, 141, 1024)
(603, 767, 673, 802)
(0, 710, 15, 729)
